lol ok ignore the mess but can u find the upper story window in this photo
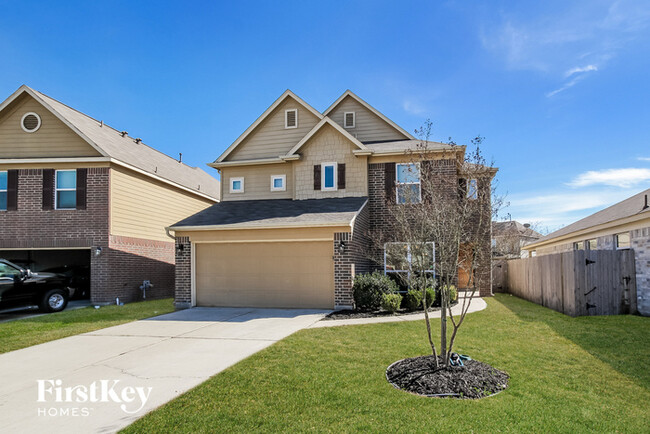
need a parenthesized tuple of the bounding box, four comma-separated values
(55, 170, 77, 209)
(285, 109, 298, 129)
(21, 112, 41, 133)
(321, 163, 337, 191)
(586, 239, 597, 250)
(615, 232, 630, 249)
(230, 177, 244, 194)
(467, 178, 478, 200)
(271, 175, 286, 192)
(343, 112, 355, 128)
(396, 163, 421, 204)
(0, 171, 7, 211)
(573, 241, 584, 250)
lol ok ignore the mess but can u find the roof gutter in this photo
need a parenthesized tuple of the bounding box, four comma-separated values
(169, 222, 354, 232)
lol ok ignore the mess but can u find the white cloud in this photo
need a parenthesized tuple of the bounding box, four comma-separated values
(568, 168, 650, 188)
(402, 99, 427, 116)
(637, 157, 650, 161)
(565, 64, 598, 77)
(546, 75, 587, 97)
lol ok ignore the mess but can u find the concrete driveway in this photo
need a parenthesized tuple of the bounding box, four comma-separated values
(0, 307, 328, 434)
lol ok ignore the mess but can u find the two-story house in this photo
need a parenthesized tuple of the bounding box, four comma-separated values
(170, 90, 494, 309)
(0, 85, 220, 305)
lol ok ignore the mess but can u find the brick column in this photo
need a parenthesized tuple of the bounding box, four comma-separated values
(334, 232, 354, 309)
(175, 236, 192, 309)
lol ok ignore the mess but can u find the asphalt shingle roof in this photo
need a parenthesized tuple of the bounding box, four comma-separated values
(171, 197, 368, 229)
(30, 87, 220, 200)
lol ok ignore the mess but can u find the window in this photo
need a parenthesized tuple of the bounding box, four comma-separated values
(285, 109, 298, 129)
(21, 112, 41, 133)
(491, 238, 497, 248)
(270, 174, 286, 192)
(616, 233, 630, 249)
(573, 241, 584, 250)
(531, 250, 537, 257)
(0, 171, 6, 211)
(0, 262, 21, 280)
(321, 162, 337, 191)
(384, 242, 435, 288)
(587, 239, 597, 250)
(55, 170, 76, 209)
(467, 178, 478, 199)
(396, 163, 421, 204)
(343, 112, 355, 128)
(229, 177, 244, 193)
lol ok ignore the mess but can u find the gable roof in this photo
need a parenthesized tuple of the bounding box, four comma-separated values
(528, 188, 650, 248)
(170, 196, 368, 230)
(323, 90, 415, 140)
(0, 85, 220, 201)
(285, 117, 371, 156)
(493, 221, 542, 239)
(215, 90, 323, 163)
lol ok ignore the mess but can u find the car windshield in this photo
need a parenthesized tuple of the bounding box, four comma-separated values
(0, 262, 21, 279)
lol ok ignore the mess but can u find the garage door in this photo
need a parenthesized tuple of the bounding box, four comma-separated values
(195, 241, 334, 309)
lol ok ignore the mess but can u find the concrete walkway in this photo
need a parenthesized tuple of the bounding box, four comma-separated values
(0, 307, 328, 434)
(309, 296, 486, 328)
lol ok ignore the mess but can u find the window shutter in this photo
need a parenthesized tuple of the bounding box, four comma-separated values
(76, 168, 87, 210)
(42, 169, 54, 210)
(314, 165, 321, 190)
(385, 163, 396, 202)
(458, 178, 467, 199)
(338, 163, 346, 189)
(6, 170, 18, 211)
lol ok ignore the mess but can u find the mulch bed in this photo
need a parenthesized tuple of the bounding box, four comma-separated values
(322, 301, 457, 321)
(386, 355, 509, 399)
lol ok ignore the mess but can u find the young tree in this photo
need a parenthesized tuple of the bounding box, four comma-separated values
(371, 122, 499, 368)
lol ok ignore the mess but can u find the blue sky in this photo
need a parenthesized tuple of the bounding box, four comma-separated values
(1, 0, 649, 233)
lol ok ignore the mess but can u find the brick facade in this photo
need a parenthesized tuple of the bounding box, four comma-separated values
(174, 236, 192, 308)
(0, 167, 177, 305)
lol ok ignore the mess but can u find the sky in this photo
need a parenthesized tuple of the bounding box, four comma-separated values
(1, 0, 649, 234)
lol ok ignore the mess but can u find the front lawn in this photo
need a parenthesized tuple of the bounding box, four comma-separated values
(123, 294, 649, 432)
(0, 298, 174, 353)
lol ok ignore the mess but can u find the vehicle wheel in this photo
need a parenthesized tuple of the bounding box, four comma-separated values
(39, 289, 69, 313)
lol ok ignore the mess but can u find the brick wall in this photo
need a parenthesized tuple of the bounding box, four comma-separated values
(631, 227, 650, 316)
(175, 236, 192, 308)
(333, 232, 353, 308)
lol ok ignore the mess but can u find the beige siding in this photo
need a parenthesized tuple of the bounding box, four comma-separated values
(0, 94, 101, 158)
(227, 97, 320, 161)
(195, 241, 335, 308)
(221, 163, 293, 201)
(328, 95, 408, 143)
(294, 124, 368, 200)
(176, 226, 349, 243)
(110, 165, 215, 242)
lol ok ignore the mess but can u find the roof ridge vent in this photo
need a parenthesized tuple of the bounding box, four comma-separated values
(120, 131, 128, 137)
(643, 194, 649, 210)
(134, 138, 142, 144)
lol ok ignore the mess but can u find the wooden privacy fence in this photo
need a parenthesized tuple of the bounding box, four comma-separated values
(503, 250, 637, 316)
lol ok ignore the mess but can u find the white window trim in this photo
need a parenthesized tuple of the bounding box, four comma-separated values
(343, 111, 355, 128)
(54, 169, 77, 210)
(285, 109, 298, 129)
(396, 162, 422, 204)
(0, 170, 7, 211)
(615, 233, 630, 250)
(229, 177, 244, 194)
(384, 242, 436, 281)
(467, 178, 478, 200)
(321, 162, 338, 191)
(21, 112, 42, 133)
(270, 174, 286, 192)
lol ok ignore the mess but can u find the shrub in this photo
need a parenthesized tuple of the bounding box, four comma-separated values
(403, 289, 424, 311)
(353, 271, 398, 311)
(441, 285, 458, 303)
(423, 287, 436, 309)
(380, 293, 402, 313)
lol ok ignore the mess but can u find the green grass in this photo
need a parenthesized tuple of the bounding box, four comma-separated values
(123, 294, 649, 433)
(0, 298, 174, 353)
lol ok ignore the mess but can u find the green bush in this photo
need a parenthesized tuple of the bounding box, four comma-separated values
(423, 287, 436, 309)
(380, 293, 402, 313)
(353, 271, 398, 311)
(440, 285, 458, 303)
(403, 289, 424, 311)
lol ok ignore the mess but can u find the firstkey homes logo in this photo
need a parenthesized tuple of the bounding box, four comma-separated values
(36, 379, 153, 417)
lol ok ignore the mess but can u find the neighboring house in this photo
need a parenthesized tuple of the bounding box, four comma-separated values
(170, 90, 495, 310)
(0, 85, 220, 304)
(523, 188, 650, 316)
(492, 221, 542, 258)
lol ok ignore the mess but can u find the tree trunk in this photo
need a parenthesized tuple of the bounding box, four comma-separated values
(440, 282, 447, 366)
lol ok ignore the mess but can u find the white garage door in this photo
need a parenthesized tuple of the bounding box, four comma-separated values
(195, 241, 334, 309)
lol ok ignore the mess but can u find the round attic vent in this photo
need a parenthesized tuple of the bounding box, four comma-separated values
(21, 112, 41, 133)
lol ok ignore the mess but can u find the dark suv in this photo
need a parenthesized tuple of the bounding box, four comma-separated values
(0, 259, 71, 313)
